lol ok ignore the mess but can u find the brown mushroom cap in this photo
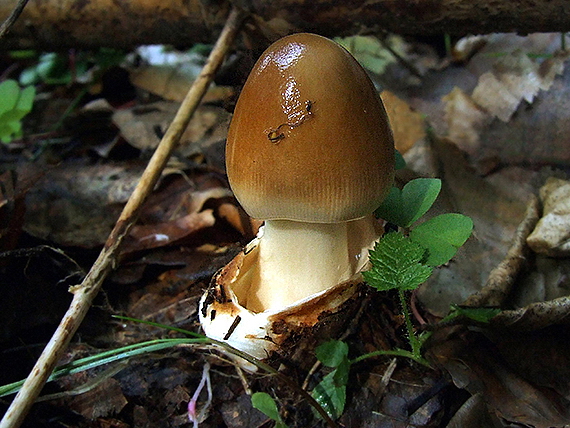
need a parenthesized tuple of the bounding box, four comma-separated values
(226, 33, 395, 223)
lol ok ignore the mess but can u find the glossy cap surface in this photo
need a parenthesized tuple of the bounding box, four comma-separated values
(226, 33, 394, 223)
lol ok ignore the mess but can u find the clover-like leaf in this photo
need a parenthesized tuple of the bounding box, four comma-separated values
(0, 80, 20, 115)
(409, 213, 473, 266)
(375, 178, 441, 228)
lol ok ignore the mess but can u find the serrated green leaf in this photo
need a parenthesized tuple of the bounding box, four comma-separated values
(410, 213, 473, 266)
(0, 80, 20, 115)
(375, 178, 441, 228)
(312, 370, 346, 420)
(251, 392, 285, 425)
(363, 232, 433, 292)
(316, 340, 349, 368)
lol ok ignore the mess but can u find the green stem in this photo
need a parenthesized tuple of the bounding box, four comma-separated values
(444, 33, 452, 58)
(398, 290, 420, 357)
(48, 86, 89, 132)
(350, 349, 430, 367)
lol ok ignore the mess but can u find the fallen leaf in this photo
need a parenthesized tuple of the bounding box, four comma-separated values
(442, 87, 492, 157)
(381, 90, 426, 154)
(426, 327, 570, 428)
(23, 163, 142, 247)
(113, 101, 230, 155)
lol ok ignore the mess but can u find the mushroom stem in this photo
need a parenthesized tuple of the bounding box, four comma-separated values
(245, 214, 380, 312)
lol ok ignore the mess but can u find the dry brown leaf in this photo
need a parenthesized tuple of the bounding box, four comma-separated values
(112, 102, 230, 154)
(472, 50, 544, 122)
(23, 163, 142, 247)
(124, 209, 216, 254)
(381, 90, 426, 154)
(129, 63, 234, 103)
(442, 87, 490, 156)
(417, 34, 570, 172)
(426, 328, 570, 427)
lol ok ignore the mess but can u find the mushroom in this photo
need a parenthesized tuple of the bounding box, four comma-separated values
(200, 33, 394, 362)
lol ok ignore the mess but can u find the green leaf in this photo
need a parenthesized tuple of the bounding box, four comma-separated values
(375, 178, 442, 227)
(36, 52, 71, 84)
(335, 35, 396, 74)
(0, 80, 20, 115)
(19, 67, 40, 86)
(0, 82, 35, 144)
(332, 358, 350, 386)
(445, 304, 501, 323)
(16, 85, 35, 114)
(316, 340, 349, 368)
(363, 232, 433, 292)
(312, 370, 347, 420)
(409, 213, 473, 266)
(395, 150, 406, 170)
(6, 120, 22, 135)
(251, 392, 287, 427)
(9, 50, 37, 60)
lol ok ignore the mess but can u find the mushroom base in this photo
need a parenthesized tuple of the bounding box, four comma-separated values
(198, 235, 368, 371)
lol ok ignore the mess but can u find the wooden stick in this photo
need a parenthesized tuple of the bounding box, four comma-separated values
(0, 6, 246, 428)
(0, 0, 29, 39)
(462, 195, 540, 308)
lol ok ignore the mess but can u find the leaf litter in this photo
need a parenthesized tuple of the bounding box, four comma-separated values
(2, 30, 570, 428)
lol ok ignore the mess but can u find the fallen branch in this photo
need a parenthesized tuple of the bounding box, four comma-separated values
(1, 0, 570, 49)
(0, 0, 29, 39)
(0, 6, 246, 428)
(463, 195, 540, 308)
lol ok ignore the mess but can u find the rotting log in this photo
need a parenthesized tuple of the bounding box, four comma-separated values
(1, 0, 570, 50)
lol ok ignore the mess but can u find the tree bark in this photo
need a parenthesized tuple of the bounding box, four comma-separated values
(0, 0, 569, 50)
(0, 0, 232, 50)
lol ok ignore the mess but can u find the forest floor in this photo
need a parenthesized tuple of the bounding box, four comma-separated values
(1, 31, 570, 428)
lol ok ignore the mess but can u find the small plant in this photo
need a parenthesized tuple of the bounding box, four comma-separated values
(311, 340, 351, 420)
(251, 340, 351, 425)
(18, 48, 125, 86)
(364, 167, 472, 362)
(309, 155, 474, 420)
(251, 392, 289, 428)
(0, 79, 35, 143)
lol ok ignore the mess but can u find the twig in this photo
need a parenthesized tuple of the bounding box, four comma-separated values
(0, 0, 29, 39)
(491, 295, 570, 330)
(462, 195, 540, 308)
(0, 6, 246, 428)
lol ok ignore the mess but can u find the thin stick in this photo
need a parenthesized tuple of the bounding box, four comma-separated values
(0, 0, 29, 39)
(462, 195, 540, 308)
(0, 7, 246, 428)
